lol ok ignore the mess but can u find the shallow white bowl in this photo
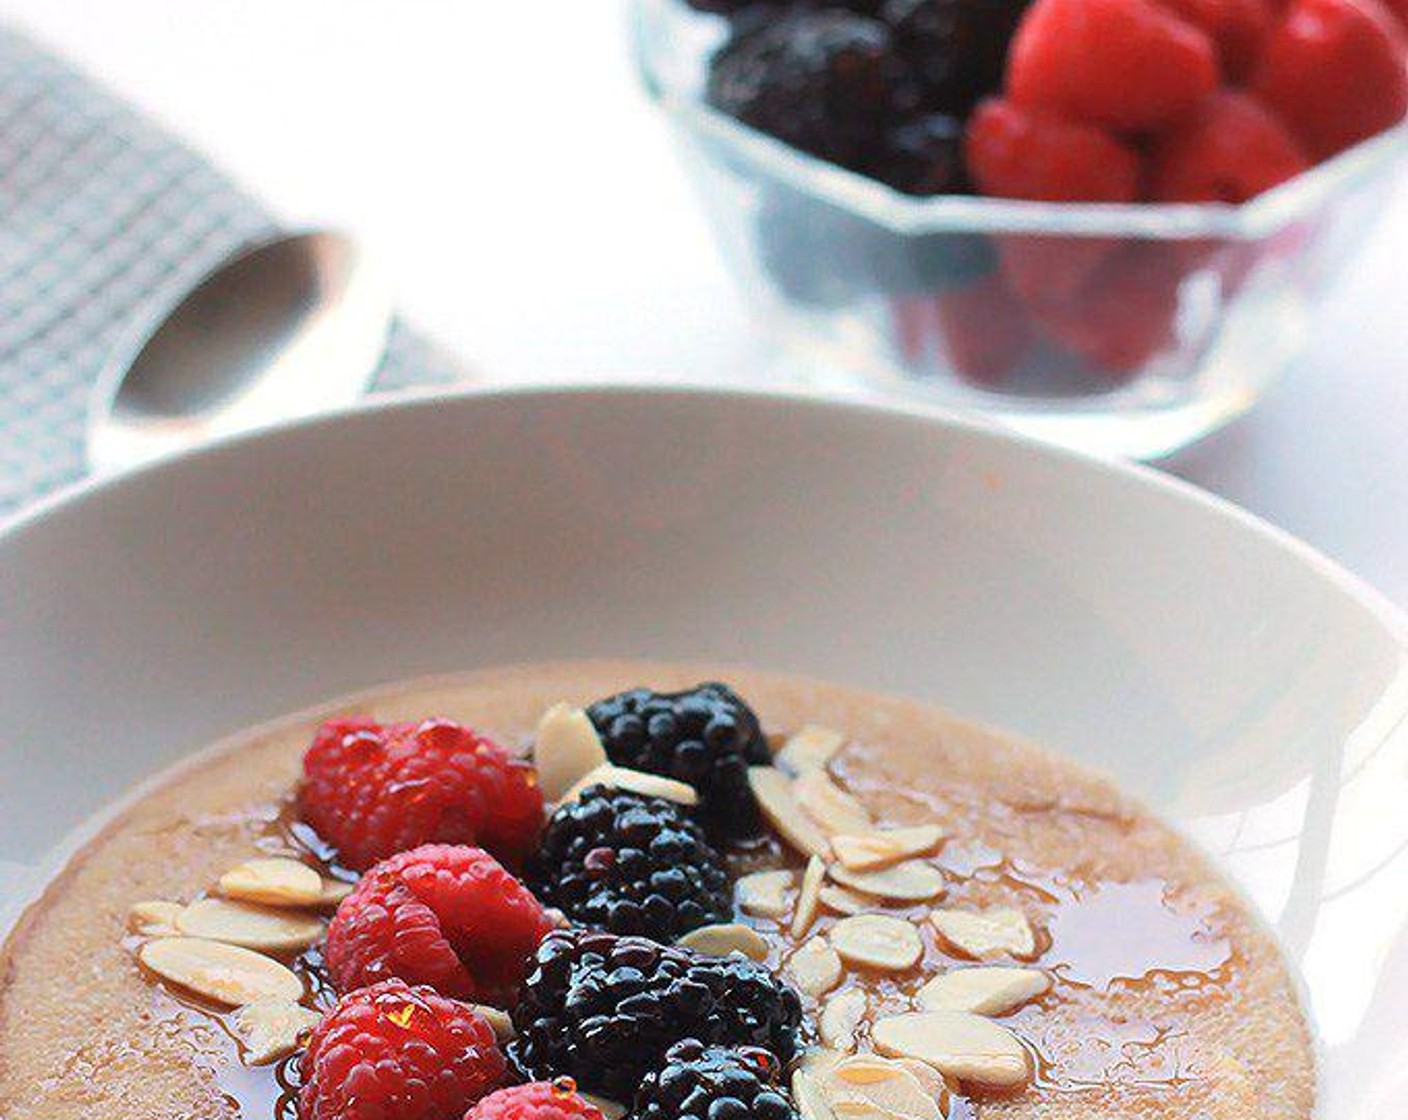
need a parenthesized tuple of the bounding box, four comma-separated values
(0, 385, 1403, 1116)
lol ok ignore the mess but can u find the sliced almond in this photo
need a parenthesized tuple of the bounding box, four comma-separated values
(468, 1004, 516, 1040)
(219, 858, 324, 907)
(819, 987, 868, 1050)
(737, 870, 795, 918)
(829, 914, 923, 972)
(749, 767, 831, 858)
(894, 1060, 955, 1104)
(233, 998, 322, 1064)
(788, 936, 844, 997)
(175, 898, 325, 953)
(820, 1055, 943, 1120)
(872, 1011, 1031, 1090)
(791, 856, 827, 939)
(829, 861, 946, 903)
(580, 1094, 627, 1120)
(562, 763, 697, 807)
(819, 886, 871, 916)
(794, 771, 872, 836)
(128, 900, 183, 937)
(831, 826, 943, 872)
(139, 937, 303, 1006)
(793, 1067, 837, 1120)
(318, 878, 355, 907)
(914, 967, 1050, 1015)
(677, 922, 770, 962)
(927, 907, 1036, 960)
(777, 726, 845, 774)
(534, 704, 609, 801)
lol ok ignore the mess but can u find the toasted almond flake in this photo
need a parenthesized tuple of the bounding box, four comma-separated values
(319, 878, 355, 907)
(777, 726, 846, 774)
(819, 886, 871, 916)
(831, 826, 943, 872)
(820, 1055, 943, 1120)
(927, 907, 1036, 960)
(819, 987, 868, 1050)
(580, 1094, 627, 1120)
(219, 858, 324, 907)
(534, 704, 610, 801)
(749, 768, 831, 858)
(233, 998, 322, 1064)
(737, 870, 795, 918)
(829, 915, 923, 972)
(788, 936, 844, 997)
(829, 861, 946, 902)
(562, 763, 697, 806)
(175, 898, 325, 953)
(872, 1011, 1031, 1089)
(677, 923, 770, 962)
(794, 771, 873, 836)
(894, 1060, 955, 1104)
(791, 856, 827, 939)
(914, 967, 1050, 1015)
(139, 937, 303, 1006)
(468, 1004, 516, 1040)
(793, 1068, 837, 1120)
(128, 900, 183, 937)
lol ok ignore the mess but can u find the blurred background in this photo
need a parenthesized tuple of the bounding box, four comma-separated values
(2, 0, 1405, 604)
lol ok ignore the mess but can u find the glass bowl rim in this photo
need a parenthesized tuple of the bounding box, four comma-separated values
(630, 0, 1408, 241)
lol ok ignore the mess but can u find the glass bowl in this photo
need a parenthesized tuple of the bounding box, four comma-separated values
(630, 0, 1408, 459)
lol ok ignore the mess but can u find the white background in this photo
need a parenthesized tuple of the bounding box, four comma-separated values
(5, 0, 1406, 608)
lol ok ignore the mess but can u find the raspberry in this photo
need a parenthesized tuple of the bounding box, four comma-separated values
(1149, 91, 1310, 203)
(932, 272, 1034, 383)
(300, 717, 543, 872)
(965, 98, 1140, 202)
(528, 786, 731, 941)
(1157, 0, 1273, 79)
(587, 683, 770, 836)
(1252, 0, 1408, 160)
(1007, 0, 1217, 132)
(326, 844, 555, 1006)
(298, 980, 505, 1120)
(464, 1082, 604, 1120)
(509, 929, 803, 1102)
(634, 1041, 797, 1120)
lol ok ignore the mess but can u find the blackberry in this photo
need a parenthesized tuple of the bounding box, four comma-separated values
(510, 929, 804, 1102)
(867, 112, 968, 195)
(633, 1040, 798, 1120)
(883, 0, 1032, 115)
(587, 683, 771, 836)
(706, 12, 918, 171)
(529, 785, 731, 941)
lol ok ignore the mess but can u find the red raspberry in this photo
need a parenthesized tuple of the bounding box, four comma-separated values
(1252, 0, 1408, 160)
(298, 979, 506, 1120)
(300, 717, 543, 871)
(966, 98, 1140, 202)
(932, 273, 1035, 384)
(1008, 0, 1218, 132)
(1149, 91, 1311, 202)
(464, 1081, 605, 1120)
(1157, 0, 1274, 79)
(326, 844, 554, 1006)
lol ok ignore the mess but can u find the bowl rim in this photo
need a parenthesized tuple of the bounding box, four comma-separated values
(630, 0, 1408, 240)
(5, 380, 1405, 650)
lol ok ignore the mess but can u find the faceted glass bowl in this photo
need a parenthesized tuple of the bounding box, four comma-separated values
(630, 0, 1408, 459)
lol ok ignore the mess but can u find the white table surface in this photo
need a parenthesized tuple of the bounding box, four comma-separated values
(6, 0, 1406, 610)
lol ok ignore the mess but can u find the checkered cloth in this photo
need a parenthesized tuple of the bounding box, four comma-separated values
(0, 25, 463, 514)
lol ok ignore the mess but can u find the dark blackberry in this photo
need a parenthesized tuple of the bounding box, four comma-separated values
(633, 1040, 798, 1120)
(883, 0, 1032, 115)
(866, 112, 969, 195)
(587, 683, 770, 836)
(509, 929, 804, 1102)
(529, 785, 731, 941)
(706, 12, 918, 171)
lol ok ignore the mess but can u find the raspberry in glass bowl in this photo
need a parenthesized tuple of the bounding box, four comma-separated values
(630, 0, 1408, 459)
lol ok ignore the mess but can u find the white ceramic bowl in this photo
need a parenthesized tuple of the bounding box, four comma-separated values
(1, 386, 1404, 1116)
